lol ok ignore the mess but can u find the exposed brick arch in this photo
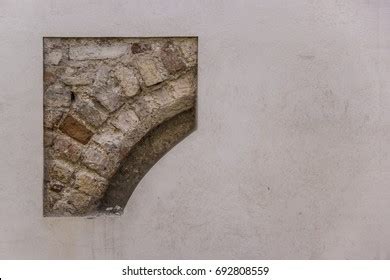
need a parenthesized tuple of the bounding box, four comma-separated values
(43, 37, 197, 216)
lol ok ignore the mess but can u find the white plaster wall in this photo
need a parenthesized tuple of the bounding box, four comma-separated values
(0, 0, 390, 259)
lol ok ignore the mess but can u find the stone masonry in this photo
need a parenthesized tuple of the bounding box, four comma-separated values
(43, 37, 197, 216)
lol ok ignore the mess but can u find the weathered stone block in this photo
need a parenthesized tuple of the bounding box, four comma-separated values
(44, 131, 57, 147)
(131, 42, 152, 54)
(44, 108, 67, 129)
(110, 106, 140, 133)
(52, 134, 83, 162)
(176, 38, 198, 67)
(161, 43, 186, 74)
(44, 84, 71, 108)
(93, 64, 110, 87)
(44, 70, 57, 86)
(74, 170, 108, 198)
(168, 71, 196, 99)
(136, 55, 165, 86)
(69, 44, 128, 60)
(45, 50, 62, 65)
(59, 115, 93, 144)
(114, 65, 140, 97)
(62, 73, 94, 86)
(73, 96, 108, 127)
(82, 143, 118, 178)
(48, 159, 74, 183)
(95, 86, 125, 112)
(53, 188, 92, 215)
(92, 125, 125, 154)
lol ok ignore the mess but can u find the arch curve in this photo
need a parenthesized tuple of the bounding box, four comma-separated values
(43, 37, 197, 216)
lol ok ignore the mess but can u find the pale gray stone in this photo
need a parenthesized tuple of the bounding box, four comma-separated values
(114, 65, 140, 97)
(92, 125, 124, 154)
(45, 50, 62, 65)
(69, 44, 128, 60)
(44, 84, 71, 108)
(73, 96, 109, 127)
(136, 55, 165, 86)
(62, 73, 94, 86)
(95, 86, 125, 112)
(110, 106, 140, 133)
(168, 71, 196, 99)
(93, 65, 111, 87)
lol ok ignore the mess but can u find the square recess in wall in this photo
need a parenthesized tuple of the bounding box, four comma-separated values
(43, 37, 198, 217)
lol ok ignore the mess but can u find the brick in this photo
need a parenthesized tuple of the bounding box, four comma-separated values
(59, 115, 93, 144)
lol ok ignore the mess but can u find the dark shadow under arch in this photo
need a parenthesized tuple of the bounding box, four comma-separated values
(99, 108, 196, 214)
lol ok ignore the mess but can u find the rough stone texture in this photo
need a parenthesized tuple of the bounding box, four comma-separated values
(44, 108, 67, 129)
(69, 43, 128, 60)
(43, 37, 197, 216)
(73, 96, 108, 127)
(110, 105, 140, 132)
(161, 42, 186, 74)
(175, 38, 197, 67)
(48, 159, 74, 184)
(74, 170, 108, 198)
(44, 84, 71, 108)
(95, 86, 125, 112)
(136, 55, 166, 86)
(51, 134, 83, 162)
(131, 42, 152, 54)
(62, 73, 94, 86)
(114, 65, 140, 97)
(81, 143, 118, 178)
(45, 50, 62, 65)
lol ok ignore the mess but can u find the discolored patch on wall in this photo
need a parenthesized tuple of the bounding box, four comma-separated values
(43, 37, 198, 217)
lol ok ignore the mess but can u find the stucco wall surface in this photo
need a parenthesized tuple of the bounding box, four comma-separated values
(0, 0, 390, 259)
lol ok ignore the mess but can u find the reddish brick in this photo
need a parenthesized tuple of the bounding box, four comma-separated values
(59, 115, 93, 144)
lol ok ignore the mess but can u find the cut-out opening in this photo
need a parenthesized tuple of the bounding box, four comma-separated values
(43, 37, 198, 217)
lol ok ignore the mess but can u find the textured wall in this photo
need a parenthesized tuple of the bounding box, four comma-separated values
(0, 0, 390, 259)
(43, 37, 197, 216)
